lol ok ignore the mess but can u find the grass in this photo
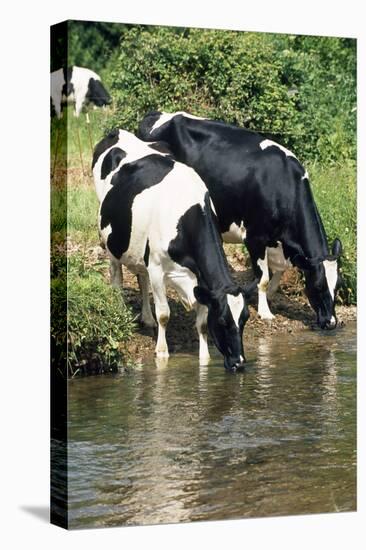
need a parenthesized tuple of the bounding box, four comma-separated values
(51, 105, 114, 169)
(309, 161, 357, 304)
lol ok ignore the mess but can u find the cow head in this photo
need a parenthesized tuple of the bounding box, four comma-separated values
(87, 78, 112, 108)
(138, 110, 203, 141)
(194, 285, 249, 371)
(137, 111, 164, 140)
(292, 238, 343, 329)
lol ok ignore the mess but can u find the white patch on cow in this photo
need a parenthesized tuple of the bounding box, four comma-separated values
(50, 68, 65, 118)
(259, 139, 296, 159)
(209, 198, 217, 216)
(227, 293, 244, 328)
(99, 220, 112, 248)
(71, 67, 102, 116)
(302, 170, 309, 180)
(222, 222, 246, 244)
(151, 111, 206, 132)
(323, 259, 338, 301)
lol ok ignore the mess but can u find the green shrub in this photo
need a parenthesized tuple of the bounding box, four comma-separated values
(51, 262, 136, 376)
(106, 26, 356, 165)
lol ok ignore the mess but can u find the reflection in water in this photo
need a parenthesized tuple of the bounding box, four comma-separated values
(68, 322, 356, 528)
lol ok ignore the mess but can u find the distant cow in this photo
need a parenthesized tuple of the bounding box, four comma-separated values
(138, 111, 343, 330)
(92, 129, 251, 371)
(50, 66, 111, 118)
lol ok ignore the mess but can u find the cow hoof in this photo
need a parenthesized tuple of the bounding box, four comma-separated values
(141, 317, 157, 329)
(259, 313, 275, 321)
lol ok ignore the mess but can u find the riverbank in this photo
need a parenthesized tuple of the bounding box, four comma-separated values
(92, 242, 356, 365)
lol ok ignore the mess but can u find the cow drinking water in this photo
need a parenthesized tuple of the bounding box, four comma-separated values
(92, 129, 251, 371)
(138, 111, 342, 329)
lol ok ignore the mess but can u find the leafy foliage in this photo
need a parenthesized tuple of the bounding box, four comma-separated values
(51, 20, 123, 75)
(106, 26, 356, 165)
(51, 255, 136, 376)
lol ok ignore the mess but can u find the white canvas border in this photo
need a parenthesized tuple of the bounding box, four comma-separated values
(1, 1, 364, 548)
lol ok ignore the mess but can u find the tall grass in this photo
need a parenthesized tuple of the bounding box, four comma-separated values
(309, 161, 356, 304)
(51, 105, 113, 170)
(67, 186, 99, 242)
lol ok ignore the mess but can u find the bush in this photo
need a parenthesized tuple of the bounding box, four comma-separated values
(51, 259, 136, 376)
(106, 26, 356, 165)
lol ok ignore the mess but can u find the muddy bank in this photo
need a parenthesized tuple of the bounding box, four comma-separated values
(119, 244, 356, 363)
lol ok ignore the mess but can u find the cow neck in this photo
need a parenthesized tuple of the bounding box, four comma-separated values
(190, 196, 237, 295)
(294, 182, 329, 261)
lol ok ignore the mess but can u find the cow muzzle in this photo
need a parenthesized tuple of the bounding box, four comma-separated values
(224, 356, 246, 372)
(320, 315, 337, 330)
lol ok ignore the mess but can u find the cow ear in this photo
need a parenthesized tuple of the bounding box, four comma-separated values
(194, 286, 212, 306)
(331, 238, 342, 258)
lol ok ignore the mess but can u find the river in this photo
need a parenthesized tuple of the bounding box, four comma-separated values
(67, 321, 356, 528)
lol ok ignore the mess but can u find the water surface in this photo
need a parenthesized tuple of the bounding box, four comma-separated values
(68, 322, 356, 528)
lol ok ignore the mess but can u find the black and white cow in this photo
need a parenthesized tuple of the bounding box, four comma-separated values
(92, 129, 251, 371)
(50, 66, 111, 118)
(138, 111, 343, 329)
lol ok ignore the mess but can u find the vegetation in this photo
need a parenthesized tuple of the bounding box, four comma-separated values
(309, 162, 356, 304)
(51, 246, 136, 376)
(107, 27, 356, 165)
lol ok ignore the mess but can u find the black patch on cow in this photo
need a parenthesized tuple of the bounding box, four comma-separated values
(148, 141, 174, 156)
(62, 66, 74, 97)
(100, 147, 127, 180)
(168, 193, 238, 291)
(100, 154, 174, 259)
(86, 78, 111, 107)
(144, 239, 150, 267)
(92, 129, 120, 169)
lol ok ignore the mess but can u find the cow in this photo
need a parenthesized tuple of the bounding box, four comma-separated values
(50, 66, 111, 118)
(137, 111, 343, 330)
(92, 129, 251, 371)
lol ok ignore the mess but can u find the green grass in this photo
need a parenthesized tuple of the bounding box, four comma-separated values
(67, 186, 99, 242)
(309, 161, 356, 304)
(51, 105, 114, 168)
(51, 262, 136, 376)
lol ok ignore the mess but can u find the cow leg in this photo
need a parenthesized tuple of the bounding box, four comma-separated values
(245, 240, 274, 320)
(195, 304, 210, 365)
(148, 265, 170, 358)
(137, 273, 157, 328)
(74, 99, 83, 117)
(267, 269, 283, 298)
(109, 259, 123, 288)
